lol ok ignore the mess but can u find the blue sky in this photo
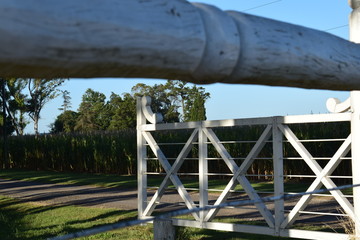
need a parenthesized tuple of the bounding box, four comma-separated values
(32, 0, 352, 134)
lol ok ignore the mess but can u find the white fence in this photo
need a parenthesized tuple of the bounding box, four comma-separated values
(137, 95, 359, 240)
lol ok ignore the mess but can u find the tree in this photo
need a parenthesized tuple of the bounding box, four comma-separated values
(50, 110, 79, 133)
(75, 88, 111, 131)
(131, 80, 210, 123)
(182, 85, 210, 122)
(186, 92, 207, 121)
(27, 79, 66, 135)
(131, 82, 180, 123)
(0, 79, 28, 135)
(58, 90, 72, 112)
(108, 93, 136, 130)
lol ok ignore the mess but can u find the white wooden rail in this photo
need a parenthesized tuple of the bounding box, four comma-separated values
(137, 96, 356, 240)
(1, 0, 360, 90)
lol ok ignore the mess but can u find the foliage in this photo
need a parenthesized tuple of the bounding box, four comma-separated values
(0, 121, 353, 181)
(0, 195, 151, 240)
(1, 130, 137, 175)
(50, 110, 79, 133)
(132, 82, 180, 122)
(27, 79, 66, 135)
(75, 88, 111, 131)
(131, 80, 210, 123)
(0, 195, 303, 240)
(0, 79, 66, 136)
(58, 90, 72, 112)
(0, 79, 28, 135)
(108, 93, 136, 130)
(69, 90, 137, 132)
(49, 80, 210, 133)
(185, 90, 207, 121)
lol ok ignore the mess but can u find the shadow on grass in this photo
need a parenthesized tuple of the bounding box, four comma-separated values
(0, 195, 139, 240)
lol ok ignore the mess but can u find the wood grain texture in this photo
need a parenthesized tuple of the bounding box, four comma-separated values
(0, 0, 359, 90)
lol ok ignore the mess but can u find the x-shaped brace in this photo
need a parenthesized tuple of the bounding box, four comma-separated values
(142, 129, 200, 220)
(278, 125, 354, 228)
(202, 125, 275, 227)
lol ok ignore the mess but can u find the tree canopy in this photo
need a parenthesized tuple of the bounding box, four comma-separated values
(51, 80, 210, 133)
(0, 78, 66, 135)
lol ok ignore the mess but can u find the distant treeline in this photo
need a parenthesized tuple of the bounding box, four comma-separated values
(0, 122, 352, 181)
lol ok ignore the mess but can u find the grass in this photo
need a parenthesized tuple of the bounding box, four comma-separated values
(0, 195, 151, 240)
(0, 169, 139, 189)
(0, 169, 350, 239)
(0, 195, 304, 240)
(0, 169, 312, 193)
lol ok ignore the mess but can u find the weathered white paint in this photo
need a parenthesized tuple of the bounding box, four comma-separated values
(137, 96, 355, 239)
(351, 91, 360, 239)
(141, 96, 163, 124)
(142, 131, 200, 220)
(279, 124, 356, 224)
(153, 219, 175, 240)
(326, 97, 351, 113)
(142, 129, 198, 217)
(280, 134, 352, 228)
(349, 1, 360, 238)
(1, 0, 360, 90)
(272, 120, 284, 235)
(137, 97, 147, 219)
(173, 219, 350, 240)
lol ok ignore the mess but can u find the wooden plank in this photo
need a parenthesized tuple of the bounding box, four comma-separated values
(143, 129, 199, 216)
(172, 219, 350, 240)
(142, 131, 200, 220)
(140, 113, 351, 132)
(203, 127, 275, 226)
(279, 125, 355, 224)
(281, 135, 352, 227)
(137, 98, 147, 219)
(272, 122, 284, 234)
(2, 1, 360, 90)
(349, 2, 360, 236)
(153, 219, 175, 240)
(199, 127, 208, 221)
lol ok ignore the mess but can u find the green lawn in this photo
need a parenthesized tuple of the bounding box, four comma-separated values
(0, 195, 152, 240)
(0, 169, 350, 239)
(0, 169, 312, 193)
(0, 169, 138, 189)
(0, 195, 302, 240)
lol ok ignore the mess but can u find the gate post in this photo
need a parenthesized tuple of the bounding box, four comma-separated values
(199, 125, 208, 223)
(153, 219, 175, 240)
(137, 97, 147, 219)
(350, 1, 360, 238)
(272, 118, 284, 235)
(351, 91, 360, 238)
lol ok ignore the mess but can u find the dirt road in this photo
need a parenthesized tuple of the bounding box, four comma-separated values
(0, 178, 345, 228)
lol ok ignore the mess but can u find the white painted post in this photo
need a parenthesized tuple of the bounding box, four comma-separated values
(199, 126, 208, 223)
(137, 97, 147, 219)
(272, 119, 284, 236)
(349, 1, 360, 238)
(153, 219, 175, 240)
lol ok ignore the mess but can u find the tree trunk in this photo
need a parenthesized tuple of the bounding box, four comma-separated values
(33, 115, 39, 136)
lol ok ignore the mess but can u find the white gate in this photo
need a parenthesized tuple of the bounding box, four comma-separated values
(137, 95, 360, 240)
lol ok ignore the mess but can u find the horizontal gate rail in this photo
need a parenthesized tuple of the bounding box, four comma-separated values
(136, 96, 356, 239)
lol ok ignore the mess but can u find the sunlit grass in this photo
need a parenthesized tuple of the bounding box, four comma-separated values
(0, 195, 306, 240)
(0, 169, 138, 189)
(0, 195, 152, 240)
(0, 170, 351, 239)
(0, 169, 313, 193)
